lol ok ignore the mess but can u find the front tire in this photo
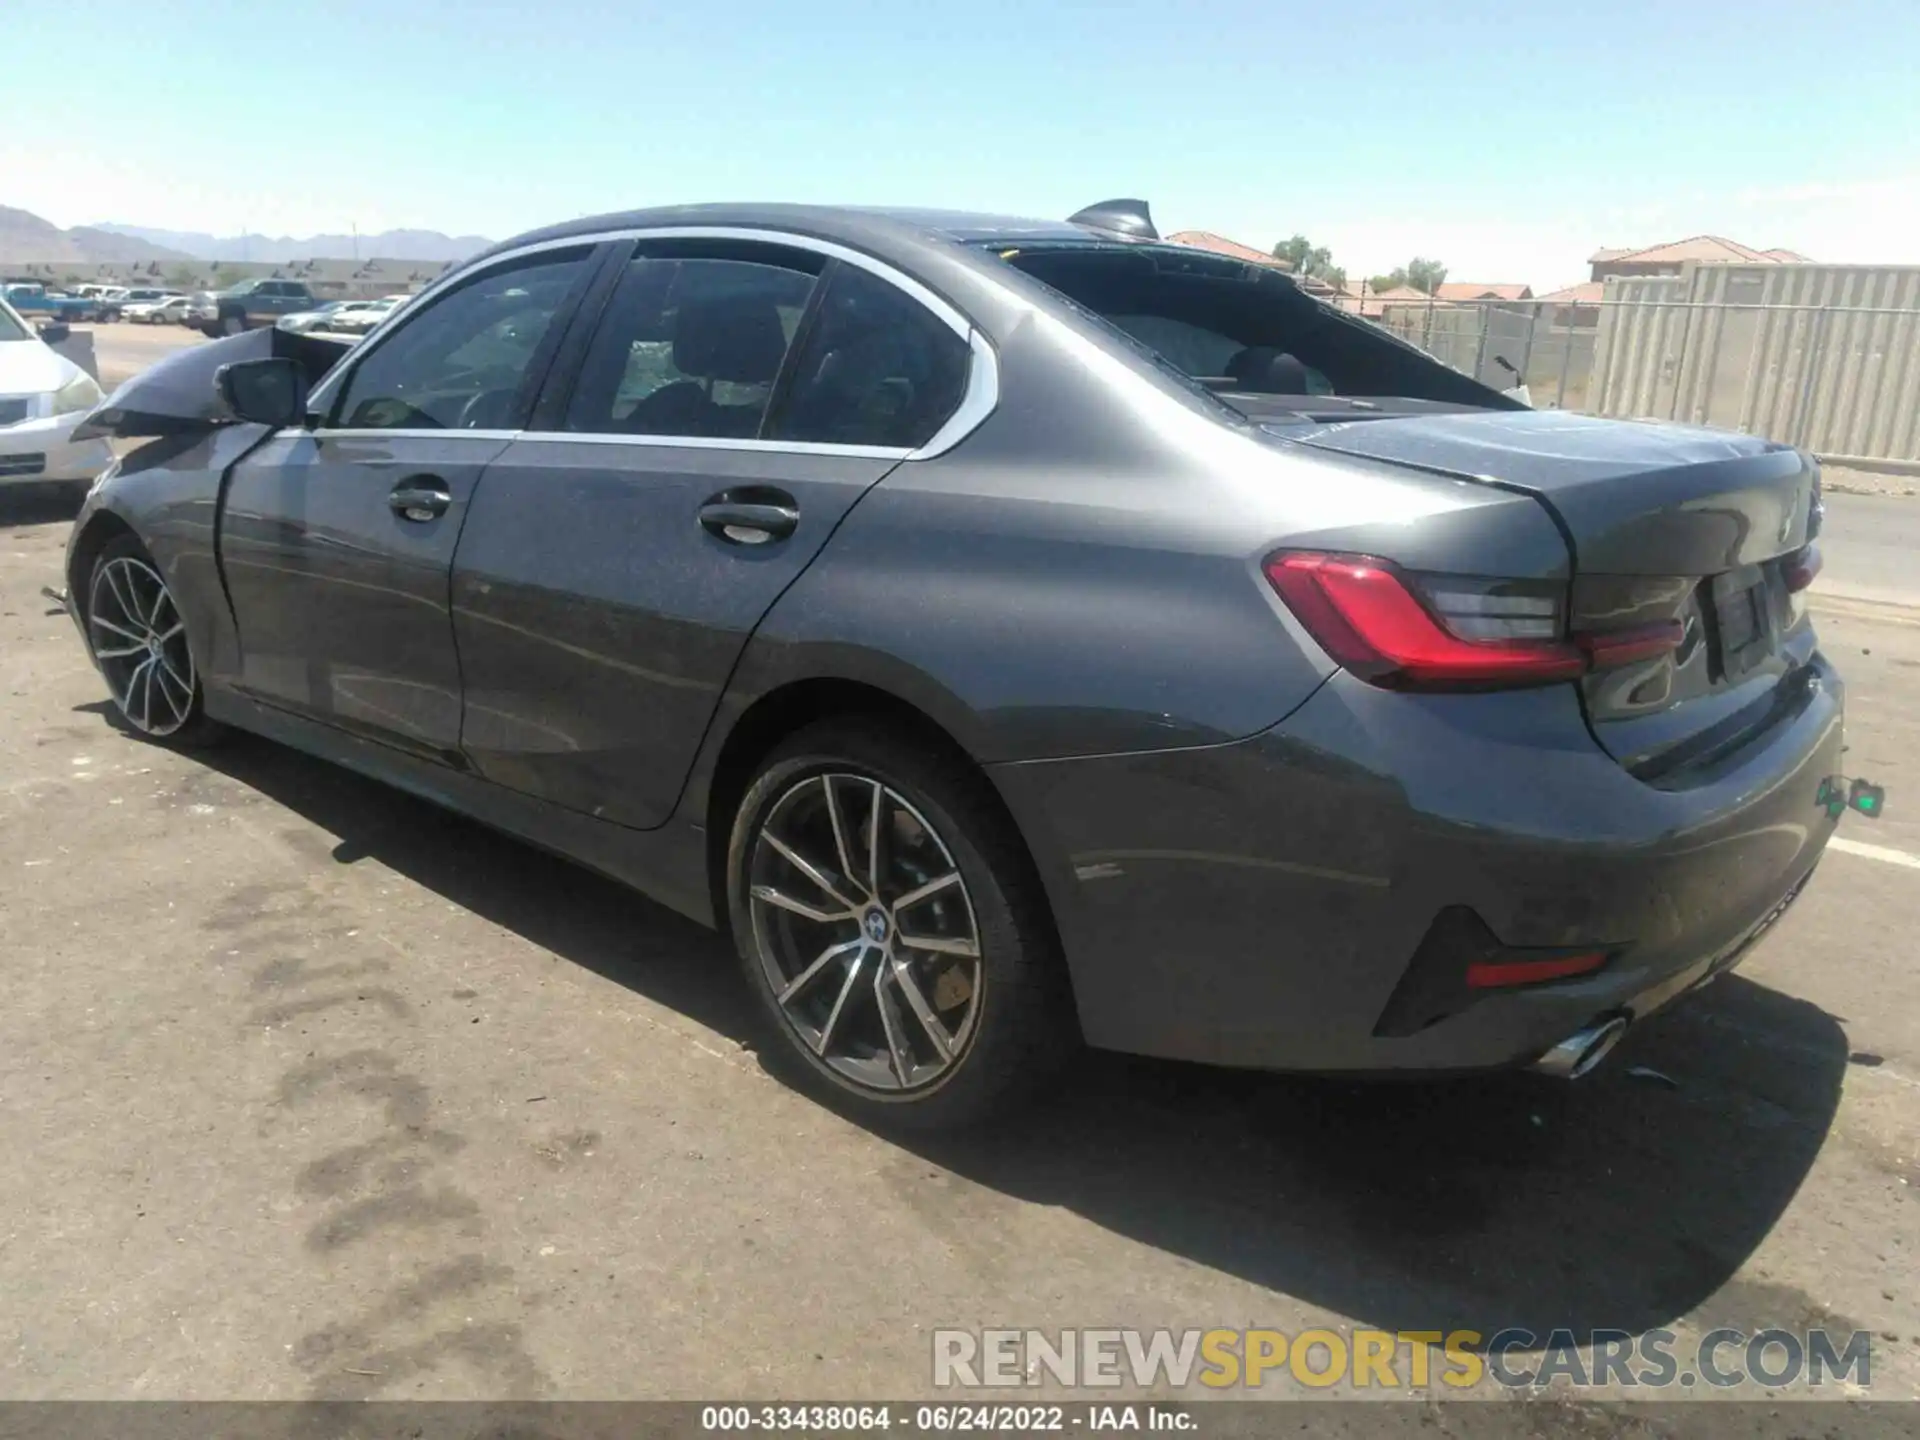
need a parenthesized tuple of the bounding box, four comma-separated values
(85, 535, 224, 747)
(220, 311, 246, 336)
(726, 719, 1069, 1130)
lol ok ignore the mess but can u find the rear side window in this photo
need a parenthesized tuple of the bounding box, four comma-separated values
(565, 257, 817, 439)
(768, 264, 969, 449)
(333, 249, 591, 430)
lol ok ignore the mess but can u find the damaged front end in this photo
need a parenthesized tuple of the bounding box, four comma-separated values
(70, 326, 352, 442)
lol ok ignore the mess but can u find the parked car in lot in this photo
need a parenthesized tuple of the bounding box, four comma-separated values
(182, 292, 218, 328)
(202, 278, 319, 336)
(276, 300, 351, 333)
(322, 295, 406, 334)
(0, 294, 111, 490)
(64, 198, 1843, 1129)
(96, 287, 180, 323)
(123, 294, 190, 324)
(3, 282, 96, 325)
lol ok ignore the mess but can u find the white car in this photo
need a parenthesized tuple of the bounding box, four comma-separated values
(324, 296, 406, 334)
(123, 295, 190, 324)
(0, 298, 112, 488)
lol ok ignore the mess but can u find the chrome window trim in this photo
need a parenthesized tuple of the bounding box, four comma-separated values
(510, 432, 913, 461)
(295, 426, 910, 462)
(305, 428, 525, 443)
(308, 225, 1000, 461)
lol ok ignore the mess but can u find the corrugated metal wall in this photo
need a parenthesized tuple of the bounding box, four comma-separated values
(1587, 263, 1920, 462)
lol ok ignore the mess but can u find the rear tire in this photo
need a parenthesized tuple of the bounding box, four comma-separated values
(85, 534, 225, 748)
(726, 718, 1071, 1131)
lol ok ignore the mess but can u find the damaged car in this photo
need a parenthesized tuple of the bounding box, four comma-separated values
(61, 199, 1844, 1128)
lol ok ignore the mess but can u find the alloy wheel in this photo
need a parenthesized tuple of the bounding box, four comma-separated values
(747, 772, 984, 1094)
(88, 556, 196, 737)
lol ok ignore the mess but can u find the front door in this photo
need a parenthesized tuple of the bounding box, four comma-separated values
(220, 245, 600, 761)
(450, 240, 977, 828)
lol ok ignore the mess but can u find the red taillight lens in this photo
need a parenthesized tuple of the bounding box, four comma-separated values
(1264, 552, 1586, 690)
(1464, 952, 1609, 989)
(1578, 620, 1685, 669)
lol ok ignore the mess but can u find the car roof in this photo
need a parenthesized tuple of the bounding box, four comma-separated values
(478, 203, 1113, 263)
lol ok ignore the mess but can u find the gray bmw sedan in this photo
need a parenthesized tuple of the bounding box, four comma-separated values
(63, 199, 1841, 1128)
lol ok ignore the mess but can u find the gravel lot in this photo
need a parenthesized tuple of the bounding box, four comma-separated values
(0, 336, 1916, 1417)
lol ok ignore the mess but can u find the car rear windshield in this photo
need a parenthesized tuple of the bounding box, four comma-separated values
(975, 240, 1503, 409)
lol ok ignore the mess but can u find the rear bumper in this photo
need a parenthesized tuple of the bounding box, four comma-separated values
(0, 411, 114, 485)
(992, 656, 1845, 1072)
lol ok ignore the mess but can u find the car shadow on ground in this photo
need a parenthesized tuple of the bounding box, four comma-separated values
(0, 483, 87, 529)
(179, 725, 1849, 1347)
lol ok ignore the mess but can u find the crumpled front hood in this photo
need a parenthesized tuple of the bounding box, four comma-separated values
(72, 326, 351, 440)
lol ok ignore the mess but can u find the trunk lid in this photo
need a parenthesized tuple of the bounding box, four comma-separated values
(1291, 409, 1824, 779)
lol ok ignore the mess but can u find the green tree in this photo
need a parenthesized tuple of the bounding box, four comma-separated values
(1365, 257, 1448, 295)
(166, 264, 199, 289)
(1406, 257, 1448, 294)
(212, 265, 245, 288)
(1271, 234, 1346, 288)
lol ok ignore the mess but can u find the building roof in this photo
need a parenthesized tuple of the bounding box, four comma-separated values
(1164, 230, 1294, 269)
(1434, 281, 1534, 301)
(1538, 280, 1606, 305)
(1588, 235, 1809, 266)
(1332, 283, 1444, 318)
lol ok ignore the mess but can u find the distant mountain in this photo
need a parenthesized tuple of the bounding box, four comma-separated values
(94, 223, 493, 263)
(0, 205, 196, 265)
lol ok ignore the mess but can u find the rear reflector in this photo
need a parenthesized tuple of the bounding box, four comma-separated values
(1264, 553, 1585, 690)
(1465, 952, 1609, 989)
(1784, 544, 1822, 593)
(1373, 906, 1619, 1037)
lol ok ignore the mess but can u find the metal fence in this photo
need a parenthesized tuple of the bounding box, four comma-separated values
(1361, 264, 1920, 467)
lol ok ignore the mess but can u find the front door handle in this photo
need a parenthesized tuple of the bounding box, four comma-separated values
(699, 489, 798, 545)
(389, 477, 451, 523)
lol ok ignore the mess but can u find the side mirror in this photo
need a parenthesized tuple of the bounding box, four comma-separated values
(38, 321, 71, 345)
(216, 357, 309, 427)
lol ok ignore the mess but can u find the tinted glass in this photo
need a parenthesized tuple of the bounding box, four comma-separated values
(333, 250, 590, 430)
(765, 265, 968, 448)
(564, 257, 815, 439)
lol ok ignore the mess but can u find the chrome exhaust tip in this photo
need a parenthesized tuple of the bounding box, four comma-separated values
(1532, 1015, 1630, 1080)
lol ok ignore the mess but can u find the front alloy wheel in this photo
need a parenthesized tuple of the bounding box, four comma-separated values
(87, 548, 204, 739)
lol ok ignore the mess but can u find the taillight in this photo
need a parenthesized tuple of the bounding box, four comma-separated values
(1264, 552, 1584, 690)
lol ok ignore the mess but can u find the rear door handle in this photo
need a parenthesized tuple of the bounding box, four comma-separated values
(389, 477, 451, 523)
(699, 490, 798, 545)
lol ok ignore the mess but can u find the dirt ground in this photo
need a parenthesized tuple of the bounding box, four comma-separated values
(0, 339, 1916, 1418)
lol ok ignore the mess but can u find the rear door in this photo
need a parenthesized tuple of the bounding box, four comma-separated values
(450, 237, 977, 828)
(220, 244, 601, 761)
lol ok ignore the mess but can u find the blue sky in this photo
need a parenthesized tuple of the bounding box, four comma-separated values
(4, 0, 1917, 288)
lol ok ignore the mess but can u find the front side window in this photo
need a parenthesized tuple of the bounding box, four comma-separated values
(767, 263, 970, 449)
(332, 249, 591, 431)
(565, 256, 816, 439)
